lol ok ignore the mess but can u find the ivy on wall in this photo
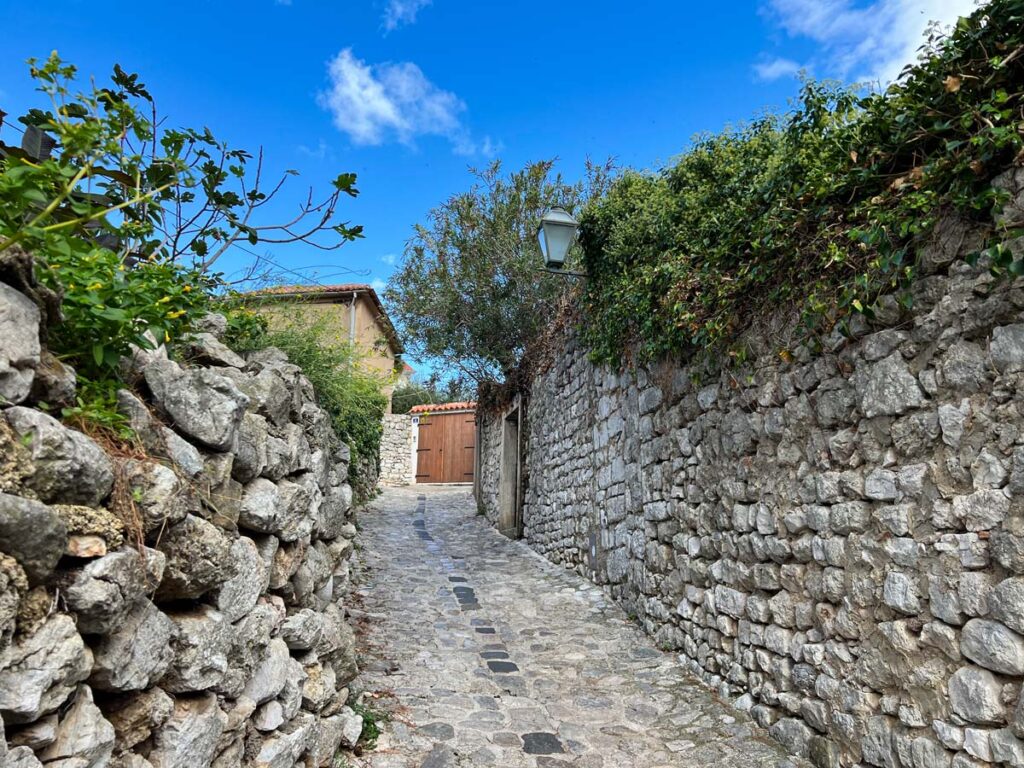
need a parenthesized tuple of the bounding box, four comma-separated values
(579, 0, 1024, 367)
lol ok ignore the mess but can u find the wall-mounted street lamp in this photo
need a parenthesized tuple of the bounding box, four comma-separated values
(537, 207, 585, 277)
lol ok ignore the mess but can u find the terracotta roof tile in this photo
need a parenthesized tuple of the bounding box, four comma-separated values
(410, 401, 476, 414)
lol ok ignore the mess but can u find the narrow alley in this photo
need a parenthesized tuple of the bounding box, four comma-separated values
(352, 486, 805, 768)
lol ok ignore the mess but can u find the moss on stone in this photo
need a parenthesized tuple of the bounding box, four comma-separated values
(52, 504, 125, 549)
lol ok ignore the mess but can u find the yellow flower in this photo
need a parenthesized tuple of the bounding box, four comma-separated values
(167, 310, 186, 320)
(157, 296, 171, 304)
(164, 331, 171, 342)
(85, 282, 103, 291)
(182, 285, 192, 293)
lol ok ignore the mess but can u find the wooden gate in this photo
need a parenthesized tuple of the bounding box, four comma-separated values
(415, 409, 476, 483)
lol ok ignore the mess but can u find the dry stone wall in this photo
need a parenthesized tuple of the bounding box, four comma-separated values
(0, 282, 364, 767)
(378, 414, 414, 485)
(478, 169, 1024, 767)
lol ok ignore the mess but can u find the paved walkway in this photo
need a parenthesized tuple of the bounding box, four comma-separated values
(351, 486, 804, 768)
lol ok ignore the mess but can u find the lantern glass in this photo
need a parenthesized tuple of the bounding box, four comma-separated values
(537, 207, 578, 269)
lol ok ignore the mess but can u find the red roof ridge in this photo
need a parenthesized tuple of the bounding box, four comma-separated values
(410, 401, 476, 413)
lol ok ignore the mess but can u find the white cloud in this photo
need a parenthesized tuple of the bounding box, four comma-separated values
(754, 57, 802, 81)
(370, 278, 387, 293)
(381, 253, 397, 265)
(760, 0, 981, 84)
(318, 48, 496, 155)
(297, 139, 331, 160)
(383, 0, 431, 31)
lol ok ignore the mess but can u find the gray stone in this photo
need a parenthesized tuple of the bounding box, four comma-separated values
(29, 350, 76, 408)
(4, 747, 43, 768)
(883, 571, 921, 615)
(241, 636, 290, 705)
(281, 608, 325, 650)
(991, 577, 1024, 635)
(948, 665, 1005, 725)
(768, 718, 812, 757)
(992, 324, 1024, 373)
(104, 687, 175, 753)
(954, 490, 1010, 532)
(161, 605, 231, 693)
(852, 352, 925, 418)
(308, 713, 348, 766)
(8, 714, 58, 750)
(0, 493, 66, 584)
(0, 614, 92, 723)
(155, 514, 235, 601)
(122, 460, 188, 535)
(238, 478, 281, 535)
(0, 282, 41, 405)
(90, 600, 176, 691)
(4, 407, 113, 506)
(64, 549, 146, 634)
(991, 728, 1024, 767)
(144, 358, 249, 450)
(37, 685, 115, 767)
(961, 619, 1024, 675)
(252, 699, 285, 731)
(148, 692, 227, 768)
(317, 483, 352, 540)
(214, 536, 268, 622)
(338, 705, 364, 748)
(232, 412, 269, 484)
(183, 332, 246, 368)
(250, 711, 315, 768)
(216, 600, 281, 698)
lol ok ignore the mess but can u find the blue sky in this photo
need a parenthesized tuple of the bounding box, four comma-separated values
(0, 0, 975, 370)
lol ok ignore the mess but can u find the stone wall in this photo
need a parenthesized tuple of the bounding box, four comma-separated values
(0, 279, 365, 767)
(379, 414, 414, 486)
(477, 169, 1024, 767)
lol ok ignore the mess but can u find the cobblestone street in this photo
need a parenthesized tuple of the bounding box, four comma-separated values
(351, 486, 805, 768)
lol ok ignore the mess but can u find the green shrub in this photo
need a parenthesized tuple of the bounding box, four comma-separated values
(238, 316, 388, 502)
(580, 0, 1024, 366)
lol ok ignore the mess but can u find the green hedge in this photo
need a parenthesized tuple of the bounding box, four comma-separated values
(579, 0, 1024, 366)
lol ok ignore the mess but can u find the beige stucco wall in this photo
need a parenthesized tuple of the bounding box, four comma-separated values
(257, 296, 400, 405)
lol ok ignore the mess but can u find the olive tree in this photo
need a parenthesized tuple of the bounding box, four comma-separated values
(384, 159, 610, 389)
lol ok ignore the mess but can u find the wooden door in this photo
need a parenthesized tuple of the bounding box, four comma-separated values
(416, 411, 476, 483)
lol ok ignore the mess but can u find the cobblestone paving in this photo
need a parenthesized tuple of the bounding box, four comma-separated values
(352, 486, 807, 768)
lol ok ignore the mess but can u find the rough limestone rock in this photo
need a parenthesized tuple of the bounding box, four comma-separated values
(276, 477, 316, 542)
(279, 655, 307, 720)
(216, 601, 282, 698)
(5, 746, 44, 768)
(105, 688, 174, 753)
(231, 412, 269, 485)
(214, 536, 268, 622)
(949, 665, 1006, 725)
(0, 493, 67, 584)
(64, 549, 146, 634)
(242, 637, 291, 706)
(90, 600, 177, 692)
(29, 350, 76, 408)
(155, 514, 235, 601)
(184, 332, 246, 369)
(221, 367, 292, 427)
(961, 619, 1024, 675)
(9, 713, 58, 750)
(161, 605, 231, 693)
(991, 577, 1024, 635)
(122, 460, 189, 535)
(239, 478, 282, 535)
(317, 484, 352, 540)
(991, 324, 1024, 373)
(0, 614, 92, 723)
(198, 453, 243, 531)
(852, 352, 926, 418)
(337, 706, 364, 748)
(4, 407, 113, 506)
(0, 281, 41, 405)
(252, 711, 315, 768)
(148, 692, 228, 768)
(144, 358, 249, 451)
(281, 609, 325, 651)
(37, 685, 115, 767)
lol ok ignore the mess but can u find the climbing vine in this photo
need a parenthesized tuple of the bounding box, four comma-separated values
(579, 0, 1024, 366)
